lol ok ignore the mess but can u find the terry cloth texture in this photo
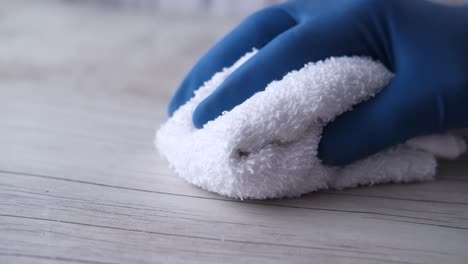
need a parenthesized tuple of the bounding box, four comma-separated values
(156, 50, 466, 199)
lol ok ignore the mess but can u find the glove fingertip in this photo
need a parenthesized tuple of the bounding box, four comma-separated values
(192, 101, 211, 129)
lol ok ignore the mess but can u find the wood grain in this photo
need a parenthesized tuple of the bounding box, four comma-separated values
(1, 1, 468, 263)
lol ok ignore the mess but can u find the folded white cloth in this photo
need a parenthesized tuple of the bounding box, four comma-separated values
(156, 50, 466, 199)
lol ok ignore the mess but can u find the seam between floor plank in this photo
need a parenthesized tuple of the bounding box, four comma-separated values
(2, 172, 468, 229)
(0, 214, 422, 264)
(1, 169, 467, 207)
(363, 217, 468, 230)
(0, 252, 118, 264)
(323, 191, 468, 205)
(3, 187, 462, 227)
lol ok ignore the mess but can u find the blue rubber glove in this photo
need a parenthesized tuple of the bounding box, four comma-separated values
(168, 0, 468, 165)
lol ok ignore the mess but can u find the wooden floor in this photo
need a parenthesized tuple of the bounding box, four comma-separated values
(1, 1, 468, 263)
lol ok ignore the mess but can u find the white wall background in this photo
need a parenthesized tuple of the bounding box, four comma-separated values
(63, 0, 468, 17)
(64, 0, 285, 14)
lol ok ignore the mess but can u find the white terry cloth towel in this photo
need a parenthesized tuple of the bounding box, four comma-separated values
(156, 50, 466, 199)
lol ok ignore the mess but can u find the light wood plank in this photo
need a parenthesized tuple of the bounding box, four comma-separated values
(2, 171, 468, 264)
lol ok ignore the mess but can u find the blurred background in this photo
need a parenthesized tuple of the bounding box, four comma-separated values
(66, 0, 284, 13)
(1, 0, 468, 129)
(0, 0, 285, 113)
(1, 0, 467, 110)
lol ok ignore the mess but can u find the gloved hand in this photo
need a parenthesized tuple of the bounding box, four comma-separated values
(168, 0, 468, 165)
